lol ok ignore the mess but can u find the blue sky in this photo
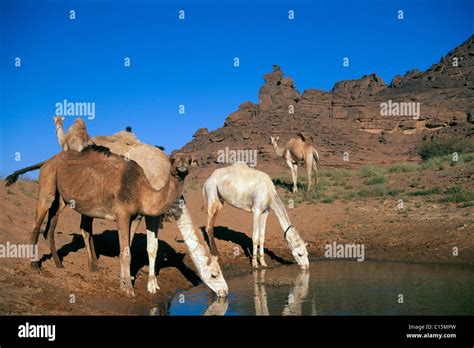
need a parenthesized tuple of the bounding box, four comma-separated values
(1, 0, 472, 177)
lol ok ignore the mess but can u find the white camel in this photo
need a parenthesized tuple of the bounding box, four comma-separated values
(203, 163, 309, 269)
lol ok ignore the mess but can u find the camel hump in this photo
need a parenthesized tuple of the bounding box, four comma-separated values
(81, 144, 113, 156)
(296, 132, 306, 142)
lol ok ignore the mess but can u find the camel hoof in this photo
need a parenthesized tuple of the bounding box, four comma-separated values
(88, 263, 99, 272)
(260, 260, 268, 268)
(120, 280, 135, 298)
(147, 277, 160, 294)
(30, 261, 41, 272)
(121, 286, 135, 298)
(252, 260, 259, 269)
(55, 263, 65, 269)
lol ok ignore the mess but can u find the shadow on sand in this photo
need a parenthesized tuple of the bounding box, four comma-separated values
(40, 229, 201, 286)
(200, 226, 292, 266)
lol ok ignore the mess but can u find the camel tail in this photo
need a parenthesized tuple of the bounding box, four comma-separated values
(4, 161, 46, 187)
(312, 147, 320, 164)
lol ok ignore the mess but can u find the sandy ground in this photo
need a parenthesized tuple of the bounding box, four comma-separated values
(0, 162, 473, 315)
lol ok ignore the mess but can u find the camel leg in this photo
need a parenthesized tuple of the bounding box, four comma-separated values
(258, 210, 269, 267)
(286, 158, 297, 193)
(206, 200, 222, 256)
(129, 216, 142, 244)
(312, 157, 319, 185)
(117, 214, 134, 297)
(145, 215, 161, 294)
(44, 196, 66, 269)
(252, 208, 262, 268)
(30, 192, 56, 271)
(306, 156, 313, 192)
(293, 164, 298, 192)
(80, 215, 100, 272)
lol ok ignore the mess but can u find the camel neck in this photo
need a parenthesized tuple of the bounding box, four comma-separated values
(141, 174, 184, 217)
(55, 124, 66, 148)
(273, 142, 285, 157)
(269, 190, 293, 238)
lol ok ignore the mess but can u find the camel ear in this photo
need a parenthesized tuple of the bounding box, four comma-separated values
(276, 136, 279, 141)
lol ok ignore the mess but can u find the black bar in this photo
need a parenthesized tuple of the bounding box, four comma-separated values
(0, 316, 473, 346)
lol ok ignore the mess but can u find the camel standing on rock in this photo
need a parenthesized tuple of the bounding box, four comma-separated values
(270, 134, 320, 193)
(31, 144, 191, 297)
(203, 163, 309, 269)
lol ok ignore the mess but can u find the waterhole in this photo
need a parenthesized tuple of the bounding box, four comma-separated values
(152, 261, 474, 316)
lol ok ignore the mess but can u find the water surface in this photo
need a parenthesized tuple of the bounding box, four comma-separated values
(161, 261, 474, 316)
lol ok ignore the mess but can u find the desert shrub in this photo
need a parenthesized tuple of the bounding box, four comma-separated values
(441, 186, 474, 203)
(367, 175, 385, 185)
(358, 185, 386, 198)
(418, 137, 474, 160)
(359, 165, 384, 178)
(322, 196, 335, 204)
(388, 163, 419, 173)
(408, 186, 441, 196)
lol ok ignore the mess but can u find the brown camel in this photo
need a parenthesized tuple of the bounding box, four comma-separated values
(5, 117, 90, 186)
(6, 129, 229, 297)
(31, 144, 189, 297)
(270, 133, 320, 193)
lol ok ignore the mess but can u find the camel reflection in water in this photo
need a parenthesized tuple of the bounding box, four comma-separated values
(151, 268, 312, 316)
(204, 269, 311, 316)
(254, 269, 310, 316)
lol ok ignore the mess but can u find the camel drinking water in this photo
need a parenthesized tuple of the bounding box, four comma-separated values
(203, 163, 309, 269)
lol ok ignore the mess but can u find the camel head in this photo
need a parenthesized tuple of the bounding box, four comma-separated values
(72, 117, 87, 130)
(285, 227, 310, 270)
(203, 255, 228, 298)
(269, 136, 279, 146)
(170, 153, 191, 179)
(53, 115, 65, 127)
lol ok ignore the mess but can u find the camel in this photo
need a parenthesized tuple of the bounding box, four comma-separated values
(269, 133, 320, 193)
(6, 128, 228, 297)
(53, 116, 90, 151)
(31, 144, 192, 297)
(5, 117, 90, 186)
(29, 132, 228, 297)
(203, 163, 309, 269)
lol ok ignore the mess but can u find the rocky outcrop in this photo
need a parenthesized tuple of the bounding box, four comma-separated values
(332, 74, 387, 100)
(180, 36, 474, 169)
(258, 65, 301, 111)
